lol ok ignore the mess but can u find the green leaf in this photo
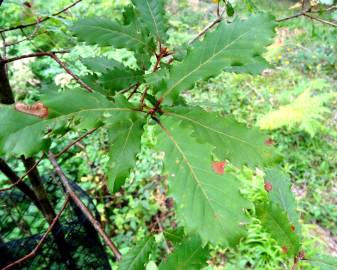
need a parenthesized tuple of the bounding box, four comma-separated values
(0, 108, 50, 157)
(256, 202, 301, 257)
(107, 115, 145, 193)
(166, 107, 281, 167)
(131, 0, 168, 42)
(0, 90, 134, 157)
(100, 67, 143, 91)
(156, 14, 275, 102)
(159, 235, 209, 270)
(72, 17, 148, 52)
(81, 57, 123, 73)
(265, 168, 301, 234)
(120, 236, 156, 270)
(307, 254, 337, 270)
(163, 227, 185, 244)
(156, 117, 250, 246)
(226, 2, 235, 17)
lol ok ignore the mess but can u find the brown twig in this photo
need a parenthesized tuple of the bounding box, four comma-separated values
(1, 51, 94, 93)
(0, 0, 82, 34)
(1, 195, 70, 270)
(188, 16, 223, 45)
(276, 12, 305, 22)
(0, 155, 44, 192)
(127, 83, 141, 100)
(0, 51, 68, 64)
(303, 13, 337, 27)
(55, 128, 98, 158)
(48, 152, 122, 261)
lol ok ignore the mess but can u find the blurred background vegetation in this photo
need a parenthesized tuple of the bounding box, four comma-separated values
(0, 0, 336, 269)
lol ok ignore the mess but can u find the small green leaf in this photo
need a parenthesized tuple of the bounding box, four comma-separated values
(107, 115, 145, 193)
(131, 0, 168, 42)
(163, 227, 185, 244)
(156, 117, 250, 246)
(265, 168, 301, 235)
(226, 2, 235, 17)
(100, 67, 143, 91)
(256, 202, 301, 257)
(81, 57, 123, 73)
(159, 235, 209, 270)
(166, 107, 281, 167)
(307, 254, 337, 270)
(120, 236, 156, 270)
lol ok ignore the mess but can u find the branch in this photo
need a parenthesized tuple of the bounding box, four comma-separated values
(48, 152, 122, 261)
(0, 158, 40, 207)
(1, 51, 94, 93)
(0, 0, 82, 34)
(304, 13, 337, 27)
(1, 195, 70, 270)
(0, 155, 44, 192)
(0, 51, 69, 64)
(55, 128, 98, 158)
(188, 16, 223, 45)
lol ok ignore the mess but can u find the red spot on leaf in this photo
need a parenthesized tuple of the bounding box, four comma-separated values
(212, 161, 227, 175)
(264, 181, 272, 192)
(282, 246, 288, 254)
(265, 138, 274, 146)
(298, 250, 305, 259)
(290, 225, 296, 232)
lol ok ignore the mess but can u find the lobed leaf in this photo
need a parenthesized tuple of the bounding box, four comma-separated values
(72, 17, 148, 52)
(156, 117, 250, 246)
(256, 202, 301, 257)
(166, 107, 281, 167)
(156, 14, 275, 103)
(159, 235, 209, 270)
(120, 236, 155, 270)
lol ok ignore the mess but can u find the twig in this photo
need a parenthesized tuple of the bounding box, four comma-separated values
(55, 128, 98, 158)
(49, 53, 94, 93)
(276, 12, 305, 22)
(0, 0, 82, 34)
(127, 83, 140, 100)
(1, 51, 94, 93)
(188, 16, 223, 45)
(140, 87, 148, 109)
(5, 20, 41, 47)
(0, 155, 44, 192)
(0, 51, 68, 64)
(48, 152, 122, 261)
(1, 195, 70, 270)
(303, 13, 337, 27)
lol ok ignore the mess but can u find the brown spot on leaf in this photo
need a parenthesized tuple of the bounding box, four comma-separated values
(212, 161, 227, 175)
(290, 225, 296, 232)
(282, 246, 288, 254)
(264, 181, 273, 192)
(15, 102, 48, 119)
